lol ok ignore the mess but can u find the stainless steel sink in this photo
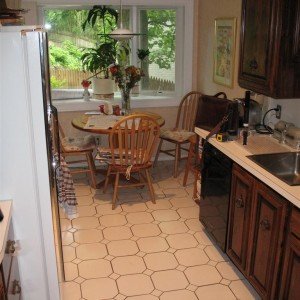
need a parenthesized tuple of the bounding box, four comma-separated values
(247, 152, 300, 186)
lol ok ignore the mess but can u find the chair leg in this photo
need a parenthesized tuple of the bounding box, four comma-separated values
(183, 142, 194, 186)
(112, 172, 120, 210)
(153, 139, 163, 167)
(86, 152, 97, 188)
(145, 169, 156, 204)
(174, 143, 180, 178)
(103, 165, 111, 194)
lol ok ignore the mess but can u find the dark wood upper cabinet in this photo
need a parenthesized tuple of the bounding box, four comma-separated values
(239, 0, 300, 98)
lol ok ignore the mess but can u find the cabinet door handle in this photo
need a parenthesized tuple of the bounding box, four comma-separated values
(12, 280, 21, 295)
(259, 219, 271, 230)
(249, 58, 258, 70)
(235, 196, 244, 208)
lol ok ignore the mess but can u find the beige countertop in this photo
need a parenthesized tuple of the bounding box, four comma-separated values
(0, 200, 12, 262)
(195, 127, 300, 209)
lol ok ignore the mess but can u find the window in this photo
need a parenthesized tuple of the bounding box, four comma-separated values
(139, 9, 176, 93)
(41, 1, 193, 106)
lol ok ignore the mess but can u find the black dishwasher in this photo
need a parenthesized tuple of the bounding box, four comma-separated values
(200, 142, 233, 251)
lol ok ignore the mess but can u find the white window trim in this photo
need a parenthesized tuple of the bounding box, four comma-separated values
(38, 0, 194, 110)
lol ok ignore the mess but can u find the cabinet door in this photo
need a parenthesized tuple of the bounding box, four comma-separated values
(239, 0, 279, 95)
(247, 181, 287, 299)
(227, 164, 253, 273)
(279, 234, 300, 300)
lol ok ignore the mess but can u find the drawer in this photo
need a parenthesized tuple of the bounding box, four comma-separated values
(290, 208, 300, 239)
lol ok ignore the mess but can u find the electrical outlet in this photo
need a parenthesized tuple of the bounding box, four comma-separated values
(276, 105, 282, 119)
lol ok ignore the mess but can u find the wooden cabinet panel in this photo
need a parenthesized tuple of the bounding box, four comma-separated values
(248, 181, 287, 299)
(227, 164, 253, 272)
(239, 0, 300, 98)
(279, 234, 300, 300)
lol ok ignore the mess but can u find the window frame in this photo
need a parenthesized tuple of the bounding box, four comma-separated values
(38, 0, 194, 111)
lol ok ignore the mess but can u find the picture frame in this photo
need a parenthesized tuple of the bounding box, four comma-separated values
(213, 18, 237, 88)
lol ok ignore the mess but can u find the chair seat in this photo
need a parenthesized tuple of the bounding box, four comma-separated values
(96, 147, 150, 167)
(62, 135, 96, 152)
(160, 129, 195, 142)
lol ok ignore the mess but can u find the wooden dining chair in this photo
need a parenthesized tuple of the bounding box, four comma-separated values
(154, 91, 202, 177)
(58, 122, 98, 188)
(100, 114, 161, 209)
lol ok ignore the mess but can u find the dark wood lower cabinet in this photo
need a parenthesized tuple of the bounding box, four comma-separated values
(247, 181, 287, 299)
(227, 164, 289, 299)
(227, 164, 254, 271)
(279, 208, 300, 299)
(0, 265, 6, 300)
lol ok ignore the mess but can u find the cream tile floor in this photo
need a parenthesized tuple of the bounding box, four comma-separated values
(59, 161, 261, 300)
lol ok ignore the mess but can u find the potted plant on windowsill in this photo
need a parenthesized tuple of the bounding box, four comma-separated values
(81, 5, 118, 99)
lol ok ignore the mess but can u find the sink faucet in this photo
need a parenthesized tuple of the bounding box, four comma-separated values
(279, 124, 288, 144)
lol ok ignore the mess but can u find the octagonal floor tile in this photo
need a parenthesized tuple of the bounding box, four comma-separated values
(131, 224, 161, 237)
(137, 237, 169, 253)
(76, 195, 93, 206)
(103, 226, 132, 240)
(151, 270, 188, 291)
(63, 246, 76, 262)
(74, 229, 103, 244)
(117, 274, 154, 296)
(72, 217, 99, 230)
(170, 198, 197, 208)
(185, 265, 221, 286)
(126, 212, 154, 224)
(81, 278, 118, 300)
(121, 202, 148, 212)
(144, 252, 178, 271)
(195, 284, 236, 300)
(166, 233, 198, 249)
(204, 245, 228, 262)
(126, 296, 158, 300)
(194, 231, 213, 246)
(61, 219, 72, 231)
(64, 262, 78, 281)
(76, 243, 107, 260)
(216, 261, 243, 280)
(159, 221, 188, 234)
(146, 199, 172, 210)
(78, 259, 112, 279)
(158, 179, 182, 189)
(229, 280, 260, 299)
(62, 231, 74, 246)
(163, 188, 188, 198)
(177, 207, 199, 219)
(75, 185, 91, 197)
(175, 248, 209, 267)
(112, 256, 146, 275)
(76, 206, 97, 217)
(152, 210, 180, 222)
(99, 214, 127, 227)
(107, 240, 139, 256)
(96, 204, 122, 215)
(185, 219, 204, 232)
(160, 290, 198, 300)
(60, 281, 81, 300)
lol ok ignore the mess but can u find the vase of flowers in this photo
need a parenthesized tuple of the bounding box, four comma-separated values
(81, 80, 92, 101)
(109, 64, 144, 115)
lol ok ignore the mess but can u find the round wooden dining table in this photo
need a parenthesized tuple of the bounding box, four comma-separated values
(71, 111, 165, 134)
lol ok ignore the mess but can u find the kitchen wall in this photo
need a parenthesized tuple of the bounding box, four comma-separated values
(196, 0, 300, 128)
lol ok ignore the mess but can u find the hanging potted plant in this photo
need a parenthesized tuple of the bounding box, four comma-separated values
(81, 5, 118, 98)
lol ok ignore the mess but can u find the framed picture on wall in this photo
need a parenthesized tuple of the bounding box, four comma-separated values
(213, 18, 237, 88)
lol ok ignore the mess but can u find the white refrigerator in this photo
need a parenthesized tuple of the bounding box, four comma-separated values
(0, 26, 62, 300)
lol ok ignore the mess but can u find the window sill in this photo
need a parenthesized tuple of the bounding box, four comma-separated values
(53, 95, 180, 112)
